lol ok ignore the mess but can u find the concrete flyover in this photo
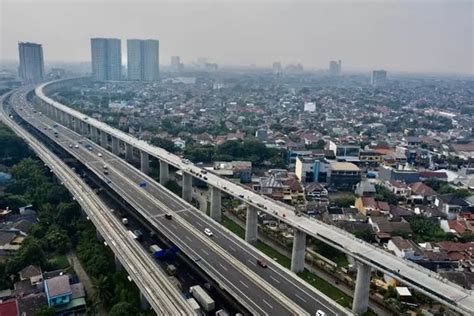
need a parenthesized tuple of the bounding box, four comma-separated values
(0, 91, 197, 315)
(36, 77, 474, 315)
(16, 89, 327, 315)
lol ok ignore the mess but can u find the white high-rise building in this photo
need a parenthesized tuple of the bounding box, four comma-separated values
(170, 56, 181, 71)
(127, 39, 159, 81)
(91, 38, 122, 81)
(371, 70, 387, 86)
(329, 60, 342, 76)
(18, 42, 44, 84)
(127, 39, 142, 80)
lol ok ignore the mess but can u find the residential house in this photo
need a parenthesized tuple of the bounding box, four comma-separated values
(19, 265, 43, 287)
(435, 194, 470, 220)
(355, 197, 390, 216)
(44, 275, 72, 307)
(328, 162, 361, 191)
(409, 182, 437, 203)
(385, 181, 411, 198)
(368, 216, 412, 243)
(304, 183, 328, 200)
(387, 236, 424, 260)
(0, 300, 19, 316)
(354, 180, 376, 197)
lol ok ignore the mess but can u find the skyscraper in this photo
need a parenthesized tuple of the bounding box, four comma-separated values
(170, 56, 181, 71)
(371, 70, 387, 86)
(18, 42, 44, 84)
(126, 39, 159, 81)
(90, 38, 122, 81)
(329, 60, 342, 76)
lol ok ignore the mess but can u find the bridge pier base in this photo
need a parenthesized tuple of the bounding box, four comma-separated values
(114, 255, 122, 271)
(291, 230, 306, 273)
(210, 187, 222, 221)
(140, 292, 150, 310)
(100, 131, 108, 148)
(140, 151, 149, 174)
(245, 206, 258, 244)
(182, 173, 192, 202)
(91, 126, 98, 143)
(112, 137, 119, 155)
(125, 143, 134, 162)
(352, 263, 372, 315)
(159, 161, 169, 185)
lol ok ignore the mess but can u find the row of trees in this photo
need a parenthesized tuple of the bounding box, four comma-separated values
(0, 122, 145, 314)
(184, 139, 286, 167)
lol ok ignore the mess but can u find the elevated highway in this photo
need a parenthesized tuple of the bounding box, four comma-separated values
(35, 77, 474, 315)
(0, 91, 197, 315)
(12, 87, 347, 315)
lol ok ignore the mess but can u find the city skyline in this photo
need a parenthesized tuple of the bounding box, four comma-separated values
(1, 0, 472, 75)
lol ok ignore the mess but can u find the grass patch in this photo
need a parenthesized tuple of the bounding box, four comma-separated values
(221, 215, 245, 239)
(256, 241, 291, 269)
(298, 270, 352, 308)
(48, 254, 70, 270)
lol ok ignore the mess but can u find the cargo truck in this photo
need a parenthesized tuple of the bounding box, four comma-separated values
(189, 285, 215, 312)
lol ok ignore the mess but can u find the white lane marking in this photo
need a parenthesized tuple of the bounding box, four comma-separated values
(219, 263, 228, 271)
(248, 259, 256, 266)
(170, 224, 177, 230)
(262, 299, 273, 309)
(201, 249, 210, 256)
(295, 293, 307, 303)
(185, 236, 192, 242)
(239, 281, 249, 288)
(195, 221, 203, 228)
(229, 246, 237, 252)
(270, 275, 281, 284)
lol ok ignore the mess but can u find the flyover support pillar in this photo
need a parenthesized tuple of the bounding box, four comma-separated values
(159, 160, 169, 185)
(73, 119, 80, 133)
(291, 230, 306, 273)
(112, 137, 119, 155)
(140, 292, 150, 310)
(245, 206, 258, 244)
(91, 126, 98, 143)
(140, 151, 149, 174)
(182, 173, 192, 202)
(82, 123, 89, 137)
(100, 131, 108, 148)
(114, 255, 122, 271)
(125, 143, 134, 162)
(210, 187, 222, 221)
(352, 263, 372, 315)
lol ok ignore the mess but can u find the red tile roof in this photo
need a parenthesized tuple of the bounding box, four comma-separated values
(0, 300, 19, 316)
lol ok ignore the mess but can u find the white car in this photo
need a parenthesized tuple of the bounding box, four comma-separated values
(98, 153, 103, 157)
(204, 228, 213, 236)
(316, 310, 326, 316)
(74, 144, 79, 148)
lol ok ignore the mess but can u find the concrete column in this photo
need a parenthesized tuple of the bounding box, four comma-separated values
(91, 126, 98, 143)
(140, 151, 149, 174)
(125, 143, 134, 161)
(66, 114, 72, 128)
(100, 131, 108, 148)
(210, 186, 222, 221)
(73, 119, 80, 133)
(82, 122, 89, 136)
(159, 160, 169, 185)
(352, 263, 372, 315)
(245, 206, 258, 244)
(182, 172, 192, 202)
(112, 137, 119, 155)
(140, 292, 150, 310)
(291, 230, 306, 273)
(114, 255, 122, 271)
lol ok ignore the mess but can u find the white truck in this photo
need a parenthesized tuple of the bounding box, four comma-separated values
(189, 285, 215, 312)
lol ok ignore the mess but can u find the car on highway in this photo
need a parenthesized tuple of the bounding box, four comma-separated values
(204, 228, 213, 236)
(103, 170, 109, 175)
(68, 144, 73, 148)
(74, 144, 79, 148)
(98, 152, 102, 157)
(316, 310, 326, 316)
(139, 180, 147, 188)
(257, 259, 268, 268)
(165, 214, 173, 220)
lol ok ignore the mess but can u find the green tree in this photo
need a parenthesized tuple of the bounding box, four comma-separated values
(45, 226, 70, 254)
(354, 229, 375, 243)
(35, 306, 56, 316)
(109, 302, 137, 316)
(333, 196, 355, 207)
(150, 137, 178, 153)
(92, 275, 114, 307)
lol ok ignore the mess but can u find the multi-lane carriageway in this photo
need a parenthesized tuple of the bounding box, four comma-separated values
(0, 91, 197, 315)
(10, 87, 350, 315)
(36, 77, 474, 315)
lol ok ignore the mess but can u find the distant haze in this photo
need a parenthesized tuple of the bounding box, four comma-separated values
(1, 0, 473, 75)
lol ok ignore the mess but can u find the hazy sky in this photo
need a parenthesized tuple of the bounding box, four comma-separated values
(1, 0, 473, 74)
